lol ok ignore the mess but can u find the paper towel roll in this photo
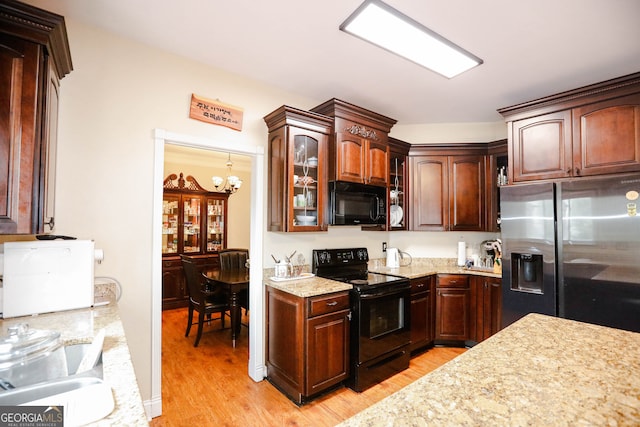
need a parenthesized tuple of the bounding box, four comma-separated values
(457, 241, 466, 266)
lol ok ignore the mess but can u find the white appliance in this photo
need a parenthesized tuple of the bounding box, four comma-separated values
(2, 240, 97, 318)
(386, 247, 400, 268)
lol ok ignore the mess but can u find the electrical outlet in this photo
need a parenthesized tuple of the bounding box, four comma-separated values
(382, 242, 387, 252)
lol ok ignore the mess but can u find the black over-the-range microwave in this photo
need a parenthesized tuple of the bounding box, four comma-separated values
(329, 181, 386, 226)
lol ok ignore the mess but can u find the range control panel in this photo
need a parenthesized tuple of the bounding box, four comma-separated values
(312, 248, 369, 268)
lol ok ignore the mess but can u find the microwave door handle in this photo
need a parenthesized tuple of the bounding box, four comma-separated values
(371, 196, 380, 221)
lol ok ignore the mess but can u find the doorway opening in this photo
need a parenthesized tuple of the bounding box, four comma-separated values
(150, 129, 265, 418)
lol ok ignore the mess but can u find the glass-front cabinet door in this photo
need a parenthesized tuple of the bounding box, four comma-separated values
(162, 195, 180, 254)
(264, 105, 332, 232)
(206, 197, 226, 252)
(182, 196, 201, 253)
(291, 134, 321, 228)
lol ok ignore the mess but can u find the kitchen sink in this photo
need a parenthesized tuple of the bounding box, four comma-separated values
(0, 343, 114, 425)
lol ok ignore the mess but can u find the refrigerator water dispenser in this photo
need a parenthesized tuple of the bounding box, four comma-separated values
(511, 253, 543, 294)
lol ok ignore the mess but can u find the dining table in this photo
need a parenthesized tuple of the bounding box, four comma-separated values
(203, 267, 249, 347)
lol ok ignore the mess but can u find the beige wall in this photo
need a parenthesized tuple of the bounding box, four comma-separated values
(26, 6, 506, 412)
(51, 18, 316, 404)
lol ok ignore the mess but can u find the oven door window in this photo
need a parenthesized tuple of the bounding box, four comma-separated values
(357, 289, 410, 362)
(367, 297, 404, 338)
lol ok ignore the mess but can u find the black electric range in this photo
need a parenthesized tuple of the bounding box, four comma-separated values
(312, 247, 407, 292)
(312, 248, 411, 392)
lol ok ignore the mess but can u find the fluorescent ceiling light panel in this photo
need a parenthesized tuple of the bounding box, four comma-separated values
(340, 0, 483, 78)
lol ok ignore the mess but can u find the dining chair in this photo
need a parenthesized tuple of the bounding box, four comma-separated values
(181, 255, 230, 347)
(219, 248, 249, 315)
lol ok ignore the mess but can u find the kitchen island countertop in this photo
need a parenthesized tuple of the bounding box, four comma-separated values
(337, 313, 640, 426)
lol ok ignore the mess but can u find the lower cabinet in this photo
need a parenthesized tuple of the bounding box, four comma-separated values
(471, 276, 503, 343)
(162, 254, 220, 310)
(266, 286, 350, 404)
(434, 274, 471, 344)
(410, 276, 435, 352)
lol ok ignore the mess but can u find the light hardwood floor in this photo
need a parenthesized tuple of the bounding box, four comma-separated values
(150, 308, 465, 427)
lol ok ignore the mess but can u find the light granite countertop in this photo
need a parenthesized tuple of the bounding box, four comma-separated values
(264, 258, 501, 297)
(0, 284, 148, 426)
(337, 313, 640, 426)
(369, 257, 501, 279)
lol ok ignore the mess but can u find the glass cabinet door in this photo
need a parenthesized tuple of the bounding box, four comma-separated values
(183, 196, 201, 253)
(292, 135, 319, 227)
(206, 197, 225, 252)
(162, 195, 180, 254)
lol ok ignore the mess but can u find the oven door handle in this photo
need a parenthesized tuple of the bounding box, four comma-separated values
(358, 286, 409, 299)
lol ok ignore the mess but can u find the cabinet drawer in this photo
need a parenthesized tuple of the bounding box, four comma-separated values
(308, 292, 350, 317)
(163, 258, 182, 269)
(436, 274, 469, 288)
(411, 277, 432, 294)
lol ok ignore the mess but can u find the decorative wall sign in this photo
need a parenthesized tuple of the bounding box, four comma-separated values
(189, 94, 243, 131)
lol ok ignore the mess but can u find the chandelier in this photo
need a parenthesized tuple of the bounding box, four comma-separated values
(212, 153, 242, 194)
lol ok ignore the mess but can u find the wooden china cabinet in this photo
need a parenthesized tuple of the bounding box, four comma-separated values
(264, 105, 333, 232)
(0, 1, 73, 234)
(311, 99, 397, 188)
(162, 173, 229, 310)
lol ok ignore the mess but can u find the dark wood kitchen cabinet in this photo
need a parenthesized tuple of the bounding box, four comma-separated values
(499, 72, 640, 183)
(435, 274, 471, 344)
(266, 286, 350, 404)
(264, 105, 333, 232)
(389, 137, 411, 231)
(409, 275, 435, 353)
(471, 276, 502, 343)
(0, 1, 72, 234)
(311, 98, 397, 187)
(487, 140, 508, 231)
(410, 150, 486, 231)
(162, 173, 228, 309)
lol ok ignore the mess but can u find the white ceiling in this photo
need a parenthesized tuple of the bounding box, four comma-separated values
(25, 0, 640, 125)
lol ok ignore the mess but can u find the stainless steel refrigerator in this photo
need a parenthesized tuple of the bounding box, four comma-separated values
(500, 173, 640, 333)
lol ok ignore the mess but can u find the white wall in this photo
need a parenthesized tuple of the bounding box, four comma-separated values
(41, 11, 506, 415)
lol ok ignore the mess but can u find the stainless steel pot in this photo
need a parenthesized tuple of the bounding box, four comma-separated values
(0, 323, 68, 389)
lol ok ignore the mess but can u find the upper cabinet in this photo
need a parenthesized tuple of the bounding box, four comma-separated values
(0, 1, 73, 234)
(487, 140, 508, 232)
(311, 99, 397, 188)
(499, 72, 640, 183)
(409, 145, 487, 232)
(264, 105, 333, 232)
(389, 137, 411, 231)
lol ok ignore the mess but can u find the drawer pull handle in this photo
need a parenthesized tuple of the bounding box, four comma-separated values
(326, 301, 338, 306)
